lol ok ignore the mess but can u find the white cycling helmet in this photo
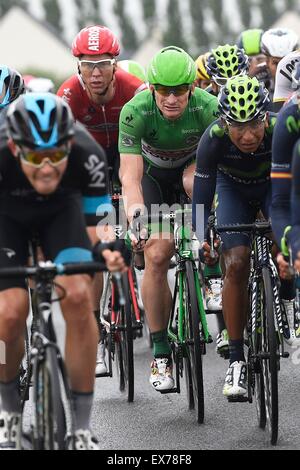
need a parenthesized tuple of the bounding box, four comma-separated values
(261, 28, 298, 58)
(26, 77, 55, 93)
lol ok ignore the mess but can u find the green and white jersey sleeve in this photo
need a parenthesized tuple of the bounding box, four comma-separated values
(273, 50, 300, 103)
(118, 88, 218, 169)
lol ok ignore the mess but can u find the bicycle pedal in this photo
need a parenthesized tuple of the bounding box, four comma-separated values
(227, 395, 249, 403)
(95, 372, 111, 378)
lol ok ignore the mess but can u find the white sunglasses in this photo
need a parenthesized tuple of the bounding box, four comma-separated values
(78, 58, 116, 70)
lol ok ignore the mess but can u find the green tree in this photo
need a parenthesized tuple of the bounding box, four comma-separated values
(189, 0, 209, 53)
(0, 0, 26, 15)
(163, 0, 188, 51)
(42, 0, 63, 33)
(260, 0, 278, 30)
(113, 0, 138, 55)
(74, 0, 86, 31)
(209, 0, 230, 45)
(142, 0, 156, 31)
(238, 0, 251, 30)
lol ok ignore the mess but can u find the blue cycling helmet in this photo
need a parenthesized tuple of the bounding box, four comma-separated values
(7, 93, 75, 149)
(0, 65, 24, 108)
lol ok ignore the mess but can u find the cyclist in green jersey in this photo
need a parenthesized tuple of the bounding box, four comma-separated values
(119, 46, 218, 391)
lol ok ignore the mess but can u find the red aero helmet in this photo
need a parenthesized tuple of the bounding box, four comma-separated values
(72, 25, 120, 57)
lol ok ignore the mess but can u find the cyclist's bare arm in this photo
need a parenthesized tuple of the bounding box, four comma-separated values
(120, 153, 144, 222)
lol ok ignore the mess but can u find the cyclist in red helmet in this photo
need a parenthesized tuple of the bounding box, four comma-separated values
(57, 25, 147, 177)
(57, 26, 147, 376)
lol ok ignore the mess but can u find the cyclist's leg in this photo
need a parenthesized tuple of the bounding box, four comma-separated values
(0, 215, 30, 449)
(141, 164, 178, 391)
(40, 196, 98, 436)
(216, 176, 257, 396)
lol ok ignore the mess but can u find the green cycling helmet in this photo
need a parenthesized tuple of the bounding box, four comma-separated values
(206, 44, 249, 84)
(147, 46, 197, 86)
(118, 59, 146, 82)
(237, 29, 263, 56)
(218, 75, 269, 122)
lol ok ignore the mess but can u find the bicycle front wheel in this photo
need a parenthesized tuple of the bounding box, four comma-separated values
(118, 273, 134, 402)
(32, 347, 70, 450)
(185, 261, 205, 424)
(261, 267, 279, 445)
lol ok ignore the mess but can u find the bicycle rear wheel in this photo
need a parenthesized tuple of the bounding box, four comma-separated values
(32, 347, 70, 450)
(261, 268, 279, 445)
(248, 282, 267, 429)
(185, 261, 205, 424)
(184, 353, 195, 411)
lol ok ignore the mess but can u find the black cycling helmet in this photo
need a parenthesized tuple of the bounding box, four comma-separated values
(0, 65, 25, 108)
(7, 93, 75, 149)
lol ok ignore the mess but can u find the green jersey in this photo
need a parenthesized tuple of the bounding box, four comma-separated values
(118, 88, 218, 169)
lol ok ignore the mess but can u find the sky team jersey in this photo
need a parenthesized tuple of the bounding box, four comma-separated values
(271, 99, 300, 246)
(193, 115, 276, 225)
(0, 122, 112, 226)
(118, 88, 218, 169)
(57, 68, 147, 149)
(273, 50, 300, 105)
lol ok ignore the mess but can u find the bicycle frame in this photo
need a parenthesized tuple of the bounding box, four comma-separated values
(168, 213, 211, 346)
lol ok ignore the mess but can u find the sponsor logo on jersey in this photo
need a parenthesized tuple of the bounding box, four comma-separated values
(185, 135, 199, 146)
(286, 115, 300, 133)
(84, 154, 106, 188)
(122, 114, 134, 128)
(182, 129, 199, 134)
(279, 57, 300, 82)
(142, 142, 197, 162)
(194, 172, 210, 179)
(121, 137, 134, 147)
(1, 248, 16, 259)
(189, 106, 203, 112)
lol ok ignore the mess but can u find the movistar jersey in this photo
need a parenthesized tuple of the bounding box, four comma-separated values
(290, 138, 300, 259)
(193, 114, 277, 226)
(271, 98, 300, 245)
(118, 88, 218, 169)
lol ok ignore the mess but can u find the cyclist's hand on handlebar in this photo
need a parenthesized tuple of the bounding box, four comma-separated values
(128, 227, 148, 252)
(277, 252, 292, 280)
(102, 249, 128, 273)
(93, 240, 131, 272)
(294, 251, 300, 273)
(201, 239, 221, 265)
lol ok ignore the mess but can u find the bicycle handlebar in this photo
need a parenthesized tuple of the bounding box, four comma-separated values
(216, 220, 272, 234)
(0, 261, 107, 279)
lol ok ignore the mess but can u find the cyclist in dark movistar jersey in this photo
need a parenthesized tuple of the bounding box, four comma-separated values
(271, 75, 300, 346)
(0, 94, 127, 450)
(119, 46, 218, 392)
(193, 75, 273, 398)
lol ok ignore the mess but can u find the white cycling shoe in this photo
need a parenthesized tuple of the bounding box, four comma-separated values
(0, 411, 22, 450)
(150, 357, 174, 392)
(223, 361, 247, 398)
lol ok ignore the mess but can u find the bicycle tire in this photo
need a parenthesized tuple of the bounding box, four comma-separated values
(261, 267, 279, 445)
(115, 337, 126, 392)
(248, 282, 267, 429)
(184, 354, 195, 410)
(185, 261, 205, 424)
(32, 347, 68, 450)
(119, 273, 134, 402)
